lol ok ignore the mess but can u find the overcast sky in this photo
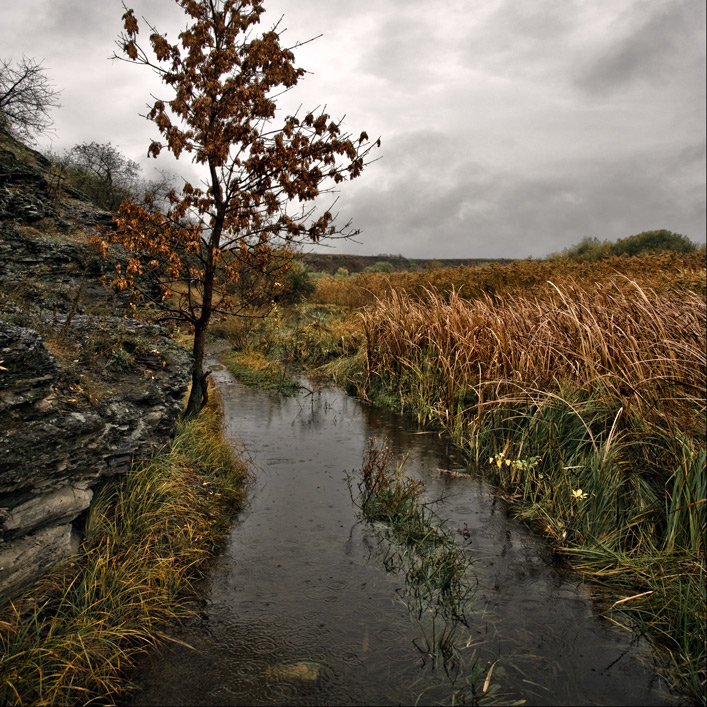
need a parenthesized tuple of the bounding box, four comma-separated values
(1, 0, 705, 258)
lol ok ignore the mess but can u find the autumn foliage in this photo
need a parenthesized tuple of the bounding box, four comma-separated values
(101, 0, 379, 415)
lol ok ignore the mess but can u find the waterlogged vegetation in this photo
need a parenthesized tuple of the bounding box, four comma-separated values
(0, 396, 247, 706)
(223, 349, 301, 395)
(346, 440, 518, 705)
(348, 440, 474, 629)
(211, 302, 367, 393)
(219, 248, 706, 703)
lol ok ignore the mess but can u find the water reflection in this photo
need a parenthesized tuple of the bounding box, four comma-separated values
(346, 438, 477, 682)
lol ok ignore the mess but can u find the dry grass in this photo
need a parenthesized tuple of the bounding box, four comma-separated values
(314, 250, 706, 309)
(361, 278, 705, 438)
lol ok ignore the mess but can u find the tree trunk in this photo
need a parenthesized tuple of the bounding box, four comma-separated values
(183, 320, 210, 418)
(183, 200, 221, 418)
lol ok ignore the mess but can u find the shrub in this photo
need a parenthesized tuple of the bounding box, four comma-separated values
(610, 229, 696, 257)
(561, 230, 697, 261)
(364, 260, 395, 274)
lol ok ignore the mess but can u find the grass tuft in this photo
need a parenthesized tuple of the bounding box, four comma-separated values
(222, 348, 301, 395)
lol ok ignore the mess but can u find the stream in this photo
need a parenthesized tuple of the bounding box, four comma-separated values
(126, 356, 679, 706)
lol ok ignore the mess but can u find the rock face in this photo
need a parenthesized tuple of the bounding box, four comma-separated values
(0, 128, 192, 601)
(0, 318, 191, 600)
(0, 136, 55, 224)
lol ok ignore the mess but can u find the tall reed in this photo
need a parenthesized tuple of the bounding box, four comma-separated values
(362, 280, 704, 435)
(358, 273, 706, 702)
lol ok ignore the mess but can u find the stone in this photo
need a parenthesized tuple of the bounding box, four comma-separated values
(2, 487, 94, 534)
(263, 661, 322, 682)
(0, 525, 75, 599)
(0, 320, 60, 413)
(0, 313, 191, 601)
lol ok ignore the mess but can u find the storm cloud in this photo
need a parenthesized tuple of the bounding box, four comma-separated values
(1, 0, 704, 258)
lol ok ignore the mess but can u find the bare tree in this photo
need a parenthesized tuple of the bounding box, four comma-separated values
(51, 143, 177, 213)
(0, 56, 61, 141)
(140, 169, 177, 213)
(62, 142, 141, 211)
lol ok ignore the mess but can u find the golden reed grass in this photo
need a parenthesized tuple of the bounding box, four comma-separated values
(360, 278, 705, 433)
(314, 250, 706, 309)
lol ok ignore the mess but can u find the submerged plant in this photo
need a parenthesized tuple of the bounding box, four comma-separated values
(223, 349, 300, 395)
(348, 438, 476, 674)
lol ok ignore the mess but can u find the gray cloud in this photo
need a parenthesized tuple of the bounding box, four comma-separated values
(2, 0, 704, 258)
(577, 0, 705, 95)
(42, 3, 116, 45)
(332, 130, 705, 259)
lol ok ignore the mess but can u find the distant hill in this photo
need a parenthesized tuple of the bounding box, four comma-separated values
(301, 253, 513, 275)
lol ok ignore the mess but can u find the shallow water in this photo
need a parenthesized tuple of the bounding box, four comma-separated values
(126, 358, 679, 706)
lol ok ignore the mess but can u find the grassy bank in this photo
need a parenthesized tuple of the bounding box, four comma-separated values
(0, 395, 247, 706)
(222, 349, 301, 395)
(358, 282, 705, 702)
(212, 303, 367, 393)
(219, 252, 706, 703)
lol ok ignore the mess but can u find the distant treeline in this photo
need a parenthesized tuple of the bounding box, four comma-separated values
(303, 231, 701, 275)
(302, 253, 513, 275)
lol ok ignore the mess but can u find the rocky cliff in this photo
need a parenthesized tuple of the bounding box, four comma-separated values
(0, 128, 191, 600)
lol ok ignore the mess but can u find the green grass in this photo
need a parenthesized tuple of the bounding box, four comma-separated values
(0, 395, 247, 706)
(222, 349, 301, 395)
